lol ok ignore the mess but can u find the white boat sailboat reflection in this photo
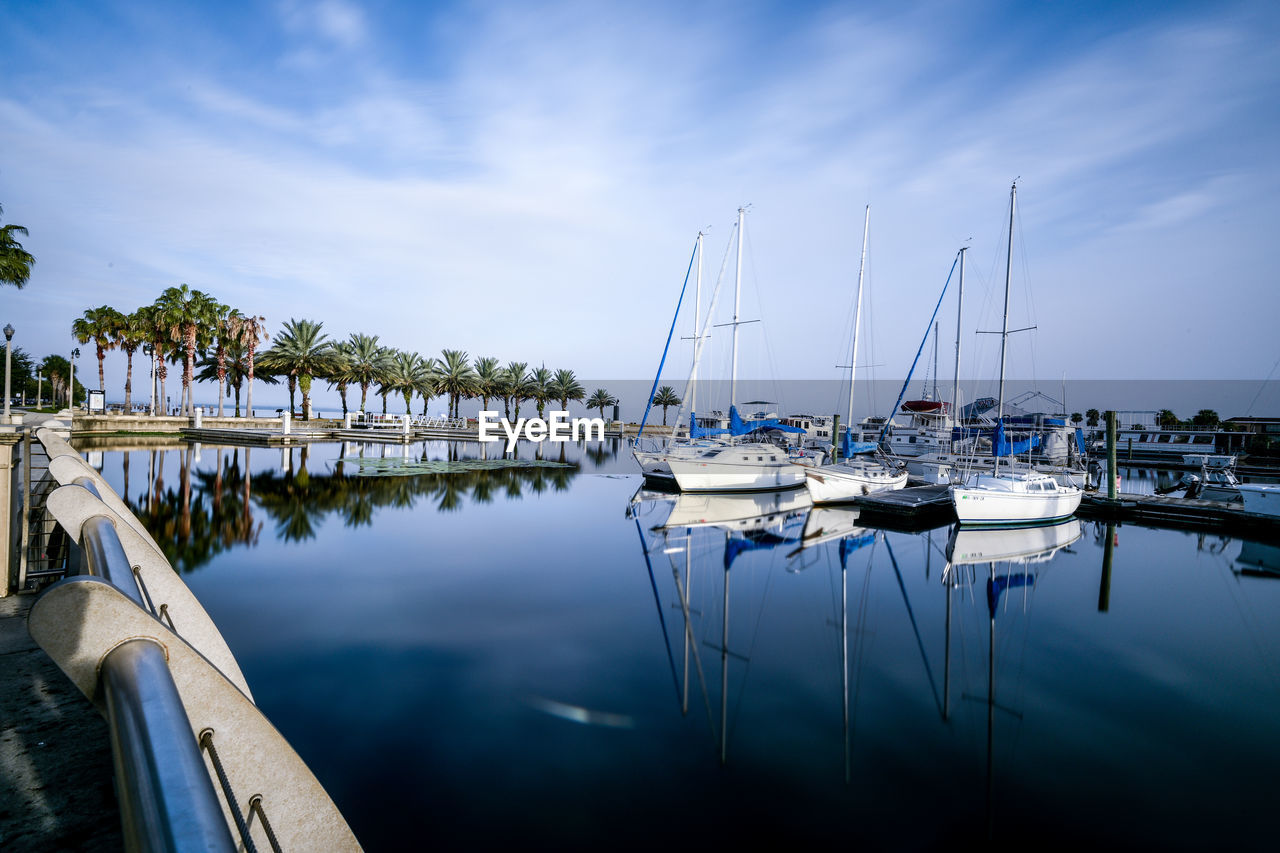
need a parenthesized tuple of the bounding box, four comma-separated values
(941, 518, 1081, 840)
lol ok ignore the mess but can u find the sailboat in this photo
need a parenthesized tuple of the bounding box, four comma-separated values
(949, 183, 1083, 526)
(633, 230, 727, 482)
(667, 207, 806, 492)
(804, 205, 908, 502)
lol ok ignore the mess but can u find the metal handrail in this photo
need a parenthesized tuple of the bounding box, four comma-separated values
(80, 511, 237, 852)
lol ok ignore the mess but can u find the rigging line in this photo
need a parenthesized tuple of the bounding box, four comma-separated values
(636, 517, 683, 708)
(742, 225, 785, 413)
(670, 534, 719, 735)
(1245, 352, 1280, 415)
(884, 536, 945, 719)
(879, 254, 960, 443)
(636, 238, 698, 440)
(672, 224, 737, 431)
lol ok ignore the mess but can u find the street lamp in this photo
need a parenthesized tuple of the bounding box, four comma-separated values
(143, 343, 155, 416)
(70, 346, 80, 410)
(3, 323, 13, 421)
(36, 371, 43, 410)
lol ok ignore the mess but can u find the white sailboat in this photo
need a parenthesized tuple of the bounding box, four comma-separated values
(668, 207, 806, 492)
(949, 183, 1082, 526)
(805, 205, 907, 502)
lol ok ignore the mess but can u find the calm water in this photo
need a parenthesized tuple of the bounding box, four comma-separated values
(83, 438, 1280, 850)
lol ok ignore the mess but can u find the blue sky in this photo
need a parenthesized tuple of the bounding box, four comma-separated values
(2, 0, 1278, 407)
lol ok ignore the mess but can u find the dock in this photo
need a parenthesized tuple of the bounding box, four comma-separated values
(1078, 492, 1279, 537)
(852, 485, 955, 530)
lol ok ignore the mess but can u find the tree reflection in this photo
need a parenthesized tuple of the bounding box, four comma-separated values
(131, 443, 581, 569)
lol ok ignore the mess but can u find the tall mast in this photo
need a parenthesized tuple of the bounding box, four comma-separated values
(847, 205, 870, 428)
(932, 321, 940, 400)
(996, 182, 1017, 475)
(689, 231, 703, 416)
(952, 247, 967, 448)
(730, 207, 744, 409)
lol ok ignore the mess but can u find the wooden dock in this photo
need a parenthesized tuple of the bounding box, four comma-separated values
(1079, 493, 1280, 538)
(852, 485, 955, 530)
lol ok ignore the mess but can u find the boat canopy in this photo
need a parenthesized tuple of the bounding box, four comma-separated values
(729, 405, 805, 436)
(840, 427, 879, 458)
(993, 421, 1042, 457)
(689, 412, 729, 439)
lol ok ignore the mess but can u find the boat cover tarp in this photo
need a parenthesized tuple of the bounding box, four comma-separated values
(988, 573, 1035, 616)
(993, 421, 1042, 457)
(729, 405, 805, 436)
(690, 412, 729, 438)
(840, 427, 878, 458)
(1075, 428, 1087, 455)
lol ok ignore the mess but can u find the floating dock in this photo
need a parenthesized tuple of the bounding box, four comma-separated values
(852, 485, 955, 530)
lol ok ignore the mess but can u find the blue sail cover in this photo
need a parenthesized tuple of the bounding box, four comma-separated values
(728, 405, 805, 436)
(993, 421, 1042, 457)
(724, 530, 797, 569)
(987, 573, 1035, 616)
(840, 427, 879, 458)
(690, 412, 729, 438)
(1075, 428, 1087, 455)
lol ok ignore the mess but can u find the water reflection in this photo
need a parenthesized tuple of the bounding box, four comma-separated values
(98, 439, 587, 571)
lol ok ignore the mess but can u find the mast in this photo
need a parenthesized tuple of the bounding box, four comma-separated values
(847, 205, 870, 429)
(996, 183, 1016, 476)
(932, 321, 939, 401)
(730, 208, 744, 410)
(952, 247, 966, 448)
(690, 231, 704, 416)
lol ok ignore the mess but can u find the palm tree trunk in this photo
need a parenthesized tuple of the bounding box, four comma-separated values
(246, 341, 255, 418)
(124, 350, 134, 411)
(339, 384, 349, 417)
(288, 375, 297, 415)
(359, 382, 369, 414)
(97, 345, 106, 393)
(184, 327, 197, 416)
(215, 345, 226, 417)
(233, 379, 241, 417)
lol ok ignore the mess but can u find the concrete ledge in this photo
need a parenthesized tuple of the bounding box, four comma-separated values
(71, 415, 284, 434)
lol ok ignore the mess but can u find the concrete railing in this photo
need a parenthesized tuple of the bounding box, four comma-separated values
(26, 429, 362, 851)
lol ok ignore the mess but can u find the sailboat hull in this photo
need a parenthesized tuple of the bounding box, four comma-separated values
(667, 448, 807, 492)
(805, 461, 908, 503)
(950, 475, 1082, 526)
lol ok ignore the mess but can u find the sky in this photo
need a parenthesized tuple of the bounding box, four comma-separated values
(2, 0, 1279, 411)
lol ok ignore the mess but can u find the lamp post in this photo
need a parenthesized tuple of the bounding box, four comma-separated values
(70, 347, 80, 410)
(36, 371, 43, 409)
(143, 343, 155, 416)
(3, 323, 13, 421)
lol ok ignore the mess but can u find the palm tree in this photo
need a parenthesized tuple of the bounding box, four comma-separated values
(500, 361, 529, 419)
(196, 343, 280, 417)
(652, 385, 681, 426)
(530, 365, 553, 419)
(473, 356, 503, 412)
(258, 318, 336, 420)
(1086, 408, 1100, 428)
(230, 313, 268, 418)
(114, 310, 148, 412)
(587, 388, 617, 420)
(135, 305, 171, 415)
(155, 284, 220, 415)
(1157, 409, 1180, 428)
(0, 203, 36, 289)
(326, 341, 356, 417)
(375, 348, 400, 415)
(437, 349, 477, 418)
(208, 305, 239, 418)
(417, 358, 441, 416)
(549, 368, 585, 412)
(389, 351, 433, 414)
(344, 334, 393, 414)
(72, 305, 125, 394)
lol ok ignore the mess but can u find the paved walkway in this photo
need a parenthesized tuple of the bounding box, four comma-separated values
(2, 535, 121, 849)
